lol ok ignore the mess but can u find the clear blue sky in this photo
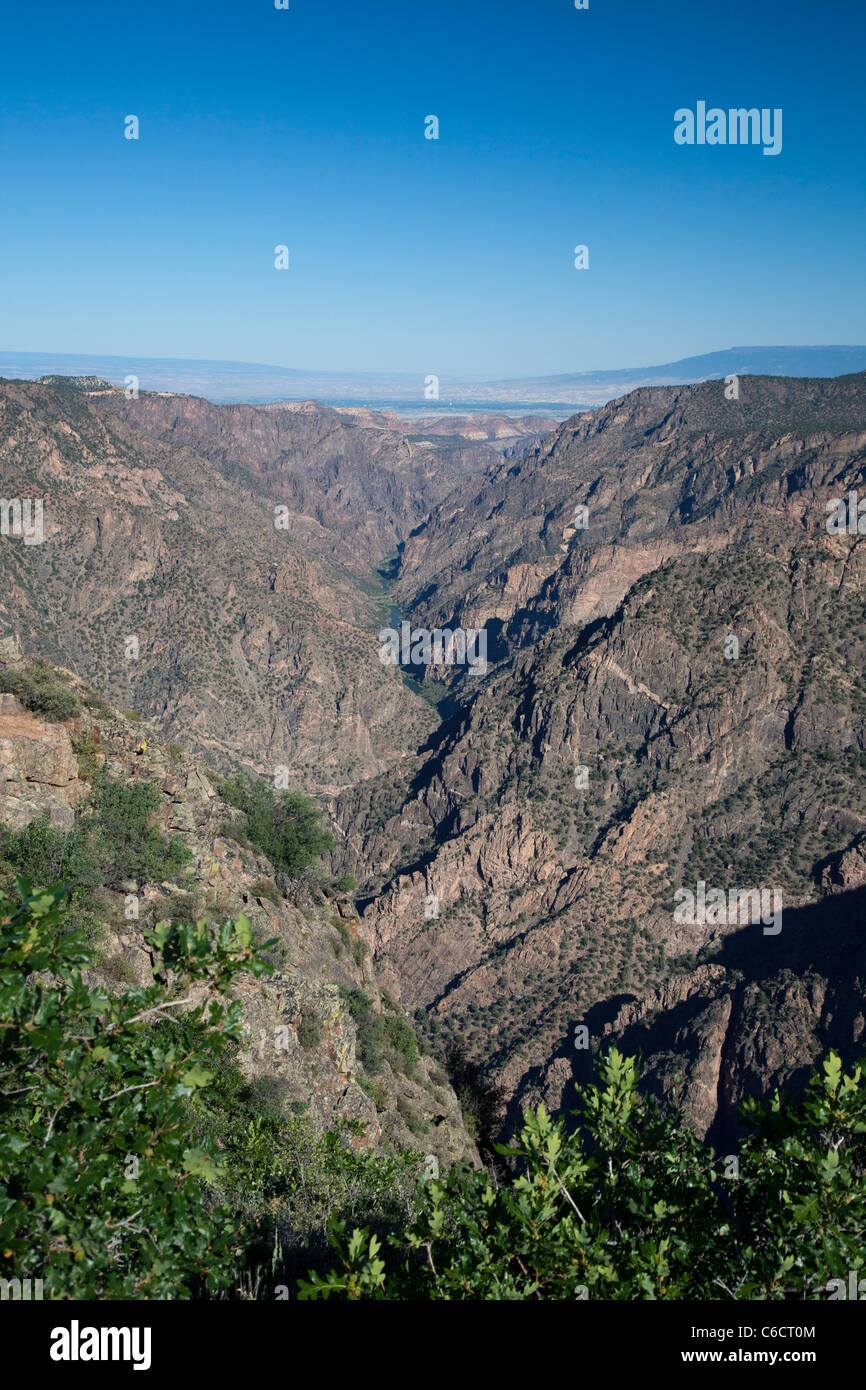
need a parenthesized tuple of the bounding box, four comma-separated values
(1, 0, 864, 378)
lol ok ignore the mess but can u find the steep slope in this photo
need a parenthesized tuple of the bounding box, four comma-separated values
(0, 377, 547, 792)
(0, 642, 474, 1166)
(588, 878, 866, 1147)
(334, 372, 866, 1135)
(5, 366, 865, 1142)
(392, 372, 866, 649)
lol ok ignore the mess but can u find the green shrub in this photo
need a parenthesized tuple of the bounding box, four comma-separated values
(71, 729, 102, 781)
(0, 659, 80, 721)
(382, 1015, 417, 1070)
(0, 815, 103, 942)
(89, 773, 192, 889)
(218, 774, 334, 878)
(340, 988, 385, 1072)
(340, 989, 420, 1077)
(300, 1047, 866, 1301)
(0, 769, 193, 935)
(0, 877, 274, 1298)
(196, 1074, 422, 1293)
(358, 1078, 388, 1110)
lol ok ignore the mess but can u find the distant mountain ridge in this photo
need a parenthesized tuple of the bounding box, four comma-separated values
(472, 347, 866, 406)
(2, 346, 865, 414)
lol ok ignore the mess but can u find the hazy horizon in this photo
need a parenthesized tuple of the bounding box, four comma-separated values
(3, 343, 865, 415)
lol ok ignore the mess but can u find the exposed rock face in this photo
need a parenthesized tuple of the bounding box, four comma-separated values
(0, 668, 475, 1166)
(4, 366, 866, 1143)
(0, 378, 547, 793)
(391, 373, 866, 648)
(0, 693, 85, 830)
(332, 371, 866, 1135)
(590, 885, 866, 1145)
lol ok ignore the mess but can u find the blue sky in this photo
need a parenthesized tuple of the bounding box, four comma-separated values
(1, 0, 864, 378)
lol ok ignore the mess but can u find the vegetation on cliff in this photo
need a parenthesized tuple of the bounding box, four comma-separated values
(2, 882, 863, 1301)
(0, 772, 193, 941)
(301, 1047, 866, 1301)
(217, 772, 335, 878)
(0, 657, 80, 723)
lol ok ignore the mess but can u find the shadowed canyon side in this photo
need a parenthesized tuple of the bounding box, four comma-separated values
(331, 371, 866, 1138)
(0, 375, 549, 793)
(3, 369, 866, 1146)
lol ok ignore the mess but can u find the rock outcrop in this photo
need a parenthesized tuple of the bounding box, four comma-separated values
(333, 371, 866, 1136)
(0, 657, 475, 1166)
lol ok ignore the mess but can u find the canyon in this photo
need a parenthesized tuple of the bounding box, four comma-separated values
(1, 366, 865, 1147)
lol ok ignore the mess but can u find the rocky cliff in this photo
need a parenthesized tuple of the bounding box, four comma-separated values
(0, 376, 547, 794)
(0, 645, 475, 1166)
(333, 372, 866, 1135)
(4, 366, 865, 1143)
